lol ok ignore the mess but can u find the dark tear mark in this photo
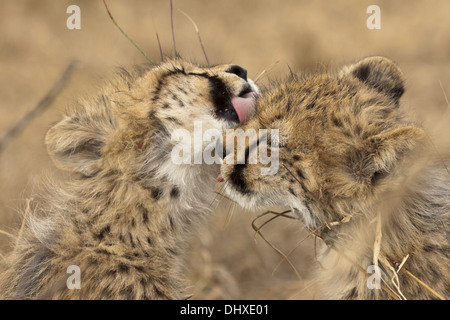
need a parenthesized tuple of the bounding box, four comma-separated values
(229, 145, 252, 194)
(208, 75, 239, 123)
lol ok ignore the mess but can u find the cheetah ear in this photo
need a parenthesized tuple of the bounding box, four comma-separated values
(367, 126, 428, 182)
(340, 56, 405, 104)
(45, 105, 115, 177)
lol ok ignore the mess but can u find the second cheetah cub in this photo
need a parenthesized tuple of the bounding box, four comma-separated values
(0, 58, 259, 299)
(220, 57, 449, 300)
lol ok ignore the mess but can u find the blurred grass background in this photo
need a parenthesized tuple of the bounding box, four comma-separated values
(0, 0, 449, 299)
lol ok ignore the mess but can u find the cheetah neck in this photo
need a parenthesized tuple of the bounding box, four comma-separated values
(74, 159, 220, 246)
(316, 163, 450, 299)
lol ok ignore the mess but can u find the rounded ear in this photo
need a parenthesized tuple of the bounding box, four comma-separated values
(344, 126, 428, 188)
(368, 126, 428, 172)
(45, 104, 116, 177)
(340, 56, 405, 105)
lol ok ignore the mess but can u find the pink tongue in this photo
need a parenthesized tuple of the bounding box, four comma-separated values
(220, 92, 260, 182)
(231, 92, 259, 123)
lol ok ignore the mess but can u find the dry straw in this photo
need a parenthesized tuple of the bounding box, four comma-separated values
(102, 0, 153, 63)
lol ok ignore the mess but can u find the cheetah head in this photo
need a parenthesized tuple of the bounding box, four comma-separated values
(45, 58, 259, 179)
(219, 57, 428, 227)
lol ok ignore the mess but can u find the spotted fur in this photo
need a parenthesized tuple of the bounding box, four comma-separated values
(221, 57, 449, 299)
(0, 58, 258, 299)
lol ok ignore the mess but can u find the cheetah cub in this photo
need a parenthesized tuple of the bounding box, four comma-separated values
(0, 58, 259, 299)
(219, 57, 449, 299)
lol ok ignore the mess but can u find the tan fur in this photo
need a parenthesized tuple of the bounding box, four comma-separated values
(0, 58, 258, 299)
(221, 57, 449, 299)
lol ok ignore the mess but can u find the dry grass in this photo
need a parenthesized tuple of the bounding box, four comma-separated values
(0, 0, 449, 299)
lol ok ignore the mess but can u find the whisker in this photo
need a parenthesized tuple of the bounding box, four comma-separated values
(225, 200, 237, 228)
(221, 181, 237, 227)
(213, 190, 238, 204)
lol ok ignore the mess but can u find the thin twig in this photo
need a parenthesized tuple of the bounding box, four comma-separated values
(155, 30, 164, 61)
(252, 210, 304, 281)
(150, 15, 164, 61)
(178, 9, 210, 66)
(251, 210, 296, 242)
(0, 229, 16, 240)
(401, 267, 445, 300)
(396, 254, 409, 273)
(273, 232, 311, 275)
(309, 226, 401, 300)
(170, 0, 178, 57)
(254, 61, 280, 83)
(0, 61, 79, 153)
(439, 80, 450, 113)
(387, 256, 445, 300)
(102, 0, 153, 63)
(385, 259, 407, 300)
(372, 208, 382, 285)
(334, 245, 401, 300)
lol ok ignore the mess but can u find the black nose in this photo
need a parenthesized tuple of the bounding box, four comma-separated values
(226, 65, 247, 81)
